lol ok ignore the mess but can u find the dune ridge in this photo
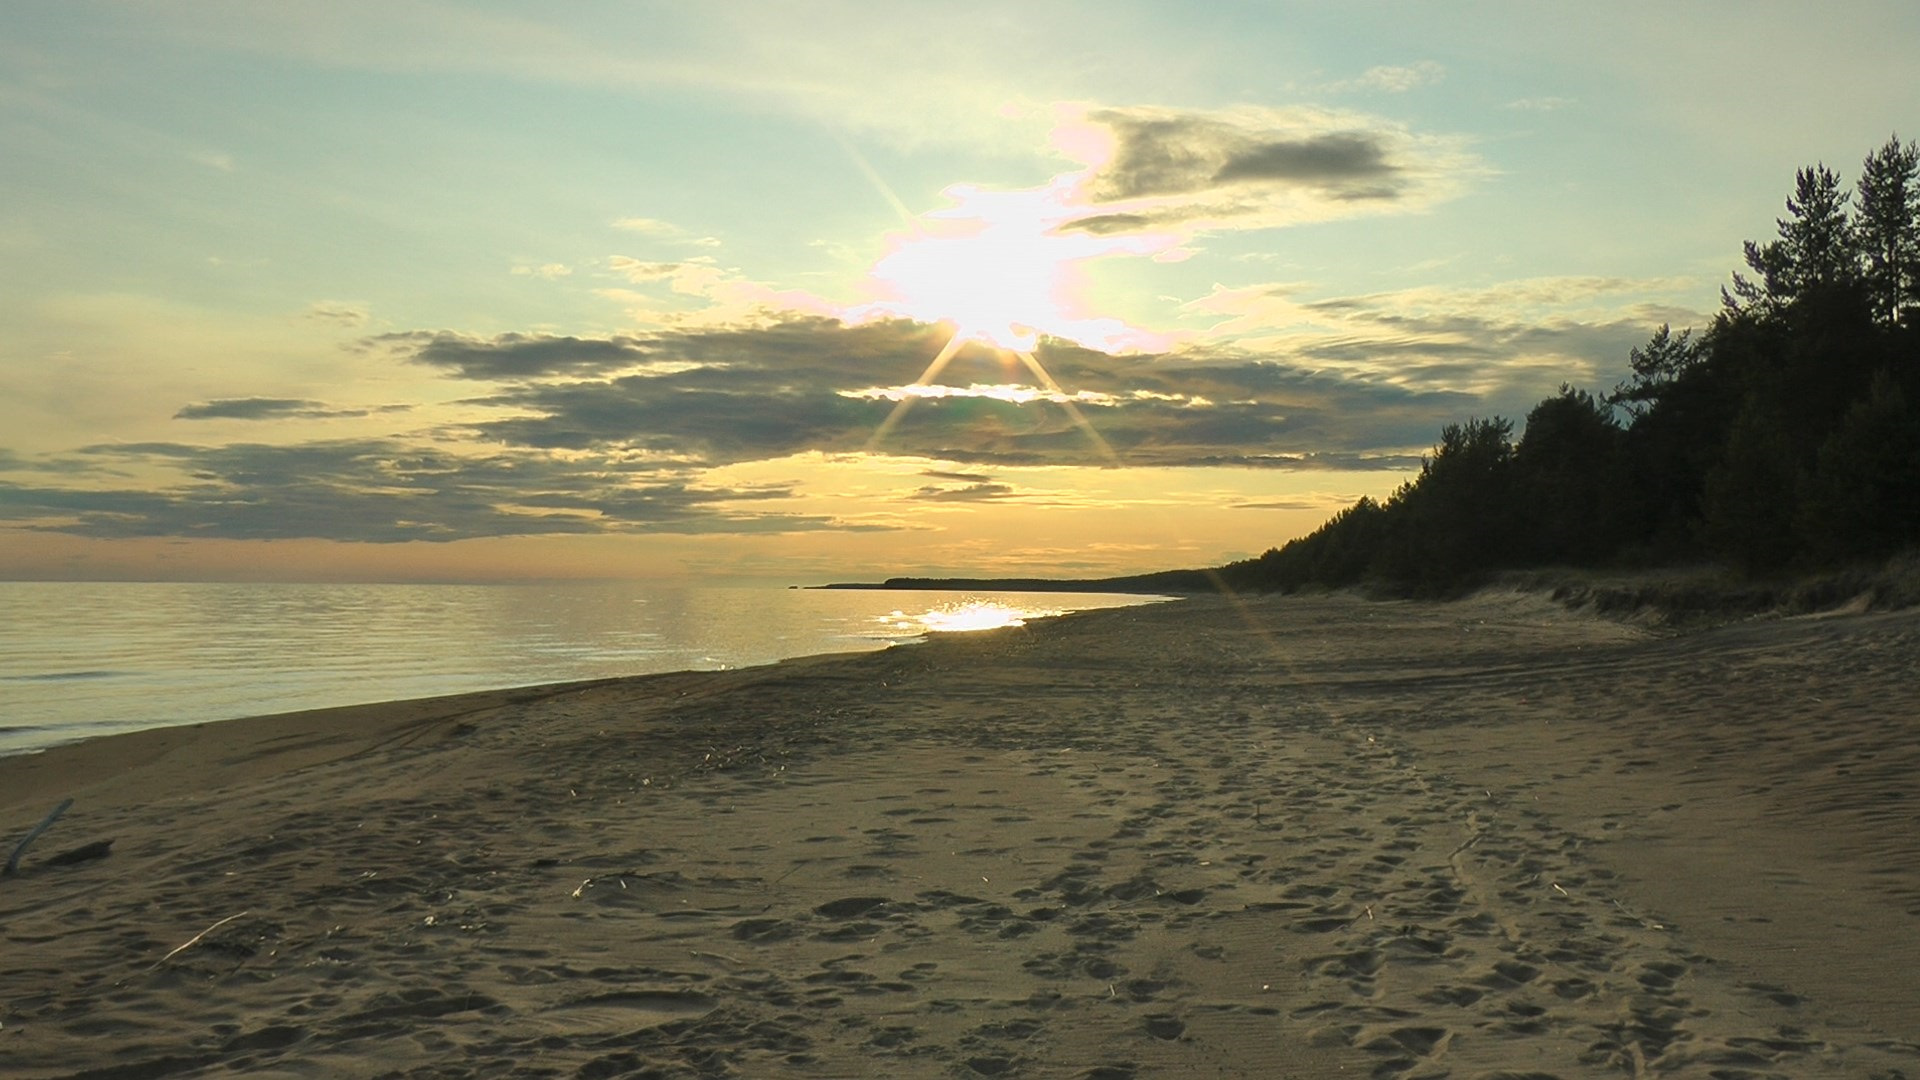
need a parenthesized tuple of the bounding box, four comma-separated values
(3, 592, 1917, 1078)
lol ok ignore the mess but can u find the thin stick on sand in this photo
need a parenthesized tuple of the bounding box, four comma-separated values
(153, 911, 250, 968)
(4, 798, 75, 876)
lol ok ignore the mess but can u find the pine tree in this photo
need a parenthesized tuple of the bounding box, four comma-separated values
(1731, 165, 1856, 311)
(1854, 135, 1920, 326)
(1607, 323, 1699, 419)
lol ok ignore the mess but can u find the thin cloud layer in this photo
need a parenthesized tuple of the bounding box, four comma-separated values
(1348, 62, 1446, 94)
(907, 480, 1019, 502)
(173, 398, 406, 421)
(175, 398, 327, 421)
(1188, 275, 1706, 395)
(0, 440, 869, 543)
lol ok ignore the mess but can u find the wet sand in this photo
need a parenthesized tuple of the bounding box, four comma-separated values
(3, 591, 1918, 1078)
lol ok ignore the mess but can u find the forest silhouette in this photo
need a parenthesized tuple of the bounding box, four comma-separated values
(1209, 135, 1920, 596)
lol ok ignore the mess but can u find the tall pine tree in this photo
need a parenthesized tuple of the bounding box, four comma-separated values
(1731, 164, 1856, 311)
(1855, 135, 1920, 327)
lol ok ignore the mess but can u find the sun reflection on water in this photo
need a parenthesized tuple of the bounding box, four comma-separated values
(877, 598, 1066, 637)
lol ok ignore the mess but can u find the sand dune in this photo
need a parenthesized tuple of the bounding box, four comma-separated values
(3, 592, 1917, 1078)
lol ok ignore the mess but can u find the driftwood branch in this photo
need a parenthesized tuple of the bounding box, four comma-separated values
(153, 911, 250, 968)
(4, 798, 75, 876)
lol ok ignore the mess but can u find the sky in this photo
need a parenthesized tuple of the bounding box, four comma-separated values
(4, 2, 1920, 584)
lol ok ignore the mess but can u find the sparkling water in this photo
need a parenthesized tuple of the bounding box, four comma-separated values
(0, 582, 1165, 755)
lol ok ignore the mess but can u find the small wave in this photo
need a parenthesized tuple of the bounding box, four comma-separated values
(0, 724, 62, 758)
(0, 670, 124, 682)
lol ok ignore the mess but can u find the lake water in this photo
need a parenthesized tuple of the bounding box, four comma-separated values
(0, 582, 1166, 756)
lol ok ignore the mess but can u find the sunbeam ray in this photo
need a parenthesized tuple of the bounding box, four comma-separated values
(1014, 349, 1119, 464)
(833, 133, 920, 230)
(864, 326, 971, 453)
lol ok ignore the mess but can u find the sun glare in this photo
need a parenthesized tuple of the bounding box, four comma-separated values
(846, 169, 1182, 462)
(879, 599, 1062, 636)
(867, 188, 1057, 350)
(856, 184, 1158, 353)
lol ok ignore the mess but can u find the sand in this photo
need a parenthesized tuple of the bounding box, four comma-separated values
(3, 591, 1918, 1079)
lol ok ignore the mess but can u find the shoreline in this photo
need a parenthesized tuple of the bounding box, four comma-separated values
(0, 585, 1168, 760)
(4, 593, 1918, 1077)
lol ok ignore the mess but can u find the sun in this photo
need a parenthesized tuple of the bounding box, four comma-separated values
(856, 183, 1151, 353)
(864, 186, 1067, 350)
(846, 179, 1170, 461)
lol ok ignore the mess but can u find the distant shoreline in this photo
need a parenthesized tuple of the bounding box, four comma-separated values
(812, 570, 1220, 595)
(816, 558, 1920, 628)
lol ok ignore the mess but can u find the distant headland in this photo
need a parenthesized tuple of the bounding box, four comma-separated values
(813, 569, 1217, 594)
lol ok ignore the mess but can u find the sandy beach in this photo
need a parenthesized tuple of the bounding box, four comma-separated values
(3, 591, 1918, 1079)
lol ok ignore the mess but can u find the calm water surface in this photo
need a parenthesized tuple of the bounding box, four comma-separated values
(0, 582, 1165, 755)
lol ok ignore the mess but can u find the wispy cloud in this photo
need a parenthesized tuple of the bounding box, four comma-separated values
(919, 469, 994, 484)
(602, 256, 838, 327)
(304, 301, 369, 326)
(1184, 274, 1708, 395)
(121, 2, 1085, 152)
(173, 397, 401, 421)
(1328, 62, 1446, 95)
(613, 217, 722, 247)
(1229, 492, 1372, 511)
(612, 217, 679, 235)
(907, 480, 1018, 502)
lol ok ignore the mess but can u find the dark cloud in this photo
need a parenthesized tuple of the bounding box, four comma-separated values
(305, 302, 369, 326)
(173, 397, 406, 421)
(1062, 213, 1157, 235)
(372, 331, 656, 380)
(1087, 113, 1228, 200)
(175, 398, 320, 420)
(1215, 132, 1395, 187)
(907, 482, 1017, 502)
(920, 469, 993, 483)
(412, 320, 1484, 469)
(415, 312, 1499, 465)
(375, 318, 953, 384)
(471, 378, 887, 460)
(1329, 184, 1402, 203)
(366, 311, 1637, 472)
(0, 440, 874, 543)
(1083, 109, 1404, 204)
(1059, 106, 1468, 235)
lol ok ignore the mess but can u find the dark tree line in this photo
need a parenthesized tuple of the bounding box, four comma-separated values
(1221, 136, 1920, 594)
